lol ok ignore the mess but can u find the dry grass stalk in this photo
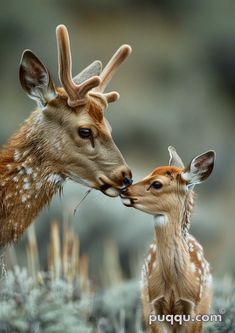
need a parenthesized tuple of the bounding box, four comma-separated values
(26, 223, 40, 281)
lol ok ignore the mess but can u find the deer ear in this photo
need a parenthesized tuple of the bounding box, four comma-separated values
(181, 150, 215, 187)
(19, 50, 57, 109)
(168, 146, 185, 168)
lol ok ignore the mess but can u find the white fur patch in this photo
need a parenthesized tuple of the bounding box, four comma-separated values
(46, 174, 64, 185)
(188, 243, 194, 252)
(23, 182, 31, 190)
(191, 262, 196, 272)
(154, 215, 167, 227)
(26, 167, 33, 175)
(197, 252, 202, 262)
(14, 149, 21, 161)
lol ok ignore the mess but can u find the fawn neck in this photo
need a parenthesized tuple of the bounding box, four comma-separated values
(0, 110, 64, 245)
(153, 192, 194, 282)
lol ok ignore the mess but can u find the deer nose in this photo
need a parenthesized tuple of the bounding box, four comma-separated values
(121, 167, 133, 188)
(123, 176, 133, 187)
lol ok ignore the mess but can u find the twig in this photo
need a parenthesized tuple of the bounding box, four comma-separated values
(73, 189, 92, 215)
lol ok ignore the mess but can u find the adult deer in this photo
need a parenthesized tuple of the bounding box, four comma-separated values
(121, 146, 215, 333)
(0, 25, 132, 246)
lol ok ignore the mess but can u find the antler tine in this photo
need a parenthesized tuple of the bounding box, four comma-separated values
(56, 25, 101, 107)
(56, 25, 79, 106)
(96, 44, 132, 93)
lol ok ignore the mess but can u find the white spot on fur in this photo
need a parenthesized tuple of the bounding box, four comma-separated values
(13, 176, 19, 183)
(22, 150, 30, 157)
(21, 195, 27, 203)
(26, 167, 33, 175)
(191, 262, 196, 272)
(14, 149, 21, 161)
(33, 172, 38, 179)
(36, 182, 42, 190)
(197, 252, 202, 261)
(188, 243, 194, 252)
(23, 182, 31, 190)
(47, 174, 64, 185)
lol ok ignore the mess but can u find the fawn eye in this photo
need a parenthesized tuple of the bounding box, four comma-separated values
(78, 128, 92, 139)
(151, 181, 163, 190)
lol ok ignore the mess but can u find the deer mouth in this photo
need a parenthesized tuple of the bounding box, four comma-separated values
(99, 178, 132, 197)
(98, 177, 121, 197)
(119, 193, 136, 207)
(100, 183, 120, 197)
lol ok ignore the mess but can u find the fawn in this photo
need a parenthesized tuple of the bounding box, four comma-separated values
(121, 146, 215, 333)
(0, 25, 132, 246)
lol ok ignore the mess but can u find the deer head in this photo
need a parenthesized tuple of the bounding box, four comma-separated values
(121, 146, 215, 216)
(19, 24, 132, 197)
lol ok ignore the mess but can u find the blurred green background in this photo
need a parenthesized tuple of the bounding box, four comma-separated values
(1, 0, 235, 288)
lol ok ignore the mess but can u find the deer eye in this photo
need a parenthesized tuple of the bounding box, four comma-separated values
(78, 128, 92, 139)
(151, 181, 163, 190)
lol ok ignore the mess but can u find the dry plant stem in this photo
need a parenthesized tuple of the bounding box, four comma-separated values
(73, 189, 93, 216)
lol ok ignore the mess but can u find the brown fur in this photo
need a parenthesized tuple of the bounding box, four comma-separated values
(0, 93, 130, 246)
(122, 165, 213, 333)
(0, 25, 132, 246)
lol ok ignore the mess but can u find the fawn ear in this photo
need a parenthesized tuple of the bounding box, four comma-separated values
(181, 151, 215, 187)
(19, 50, 57, 109)
(168, 146, 185, 168)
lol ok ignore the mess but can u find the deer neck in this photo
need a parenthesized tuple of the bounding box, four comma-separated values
(0, 110, 65, 245)
(153, 194, 194, 283)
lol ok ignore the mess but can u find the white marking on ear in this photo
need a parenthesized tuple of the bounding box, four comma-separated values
(181, 150, 215, 186)
(19, 50, 57, 109)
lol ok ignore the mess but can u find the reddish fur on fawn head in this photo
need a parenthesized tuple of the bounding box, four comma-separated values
(0, 24, 133, 245)
(121, 146, 215, 216)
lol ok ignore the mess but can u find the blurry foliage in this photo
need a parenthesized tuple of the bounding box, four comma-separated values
(0, 225, 234, 333)
(0, 267, 93, 333)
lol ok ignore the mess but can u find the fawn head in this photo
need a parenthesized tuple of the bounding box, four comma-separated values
(121, 146, 215, 216)
(19, 25, 132, 197)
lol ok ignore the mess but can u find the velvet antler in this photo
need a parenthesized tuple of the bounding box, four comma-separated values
(56, 25, 101, 107)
